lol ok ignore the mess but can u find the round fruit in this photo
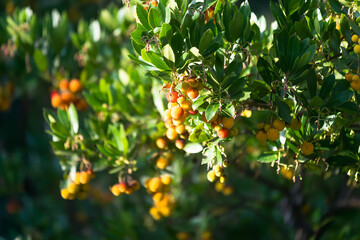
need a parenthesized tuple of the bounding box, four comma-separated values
(273, 119, 285, 131)
(175, 125, 186, 134)
(149, 207, 162, 220)
(267, 128, 280, 141)
(352, 34, 359, 43)
(69, 79, 82, 93)
(175, 139, 186, 149)
(241, 109, 252, 118)
(291, 118, 302, 130)
(166, 91, 178, 103)
(264, 124, 271, 131)
(156, 157, 170, 169)
(67, 182, 79, 194)
(214, 125, 222, 132)
(352, 74, 359, 82)
(172, 116, 186, 126)
(217, 128, 229, 139)
(222, 117, 234, 129)
(51, 93, 62, 108)
(207, 170, 216, 182)
(177, 96, 186, 104)
(149, 177, 163, 192)
(255, 130, 267, 142)
(187, 77, 199, 88)
(158, 206, 171, 217)
(219, 175, 227, 183)
(59, 79, 69, 90)
(229, 128, 238, 137)
(61, 91, 73, 102)
(164, 119, 173, 128)
(164, 109, 172, 120)
(75, 99, 87, 110)
(351, 80, 360, 91)
(150, 0, 158, 6)
(156, 137, 167, 149)
(161, 175, 172, 185)
(180, 82, 189, 92)
(354, 44, 360, 54)
(257, 122, 265, 129)
(61, 189, 70, 199)
(187, 88, 199, 99)
(166, 127, 178, 140)
(171, 106, 184, 120)
(79, 171, 90, 184)
(345, 73, 353, 82)
(181, 100, 192, 111)
(300, 141, 314, 155)
(111, 184, 121, 196)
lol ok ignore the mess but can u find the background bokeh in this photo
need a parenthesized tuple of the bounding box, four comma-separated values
(1, 1, 360, 240)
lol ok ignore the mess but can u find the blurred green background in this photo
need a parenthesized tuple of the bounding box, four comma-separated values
(1, 1, 360, 240)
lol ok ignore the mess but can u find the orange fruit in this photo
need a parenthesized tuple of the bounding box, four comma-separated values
(69, 79, 82, 93)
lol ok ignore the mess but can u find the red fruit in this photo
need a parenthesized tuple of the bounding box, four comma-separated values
(51, 90, 59, 99)
(217, 128, 229, 139)
(189, 109, 199, 115)
(166, 91, 178, 103)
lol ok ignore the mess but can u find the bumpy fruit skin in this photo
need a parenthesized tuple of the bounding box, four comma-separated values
(187, 88, 199, 99)
(67, 182, 79, 194)
(352, 35, 359, 43)
(255, 130, 267, 142)
(217, 128, 229, 139)
(273, 119, 285, 131)
(345, 73, 353, 82)
(156, 137, 167, 149)
(264, 124, 271, 131)
(166, 127, 178, 140)
(290, 118, 302, 130)
(222, 117, 234, 129)
(61, 91, 73, 102)
(207, 170, 216, 182)
(355, 44, 360, 54)
(175, 139, 186, 149)
(267, 128, 279, 141)
(171, 106, 184, 120)
(301, 141, 314, 155)
(79, 171, 91, 184)
(69, 79, 82, 93)
(161, 175, 172, 185)
(175, 125, 186, 134)
(166, 91, 178, 103)
(352, 74, 359, 82)
(181, 100, 192, 111)
(257, 122, 265, 129)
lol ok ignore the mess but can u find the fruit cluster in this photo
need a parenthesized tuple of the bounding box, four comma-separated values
(207, 164, 228, 183)
(60, 170, 94, 200)
(345, 72, 360, 91)
(155, 150, 174, 169)
(110, 179, 140, 196)
(202, 112, 238, 139)
(214, 181, 234, 196)
(300, 141, 314, 156)
(255, 119, 285, 143)
(145, 175, 175, 220)
(51, 78, 87, 110)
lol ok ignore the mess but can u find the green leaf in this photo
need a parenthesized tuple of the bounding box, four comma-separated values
(148, 7, 162, 29)
(205, 102, 219, 122)
(323, 89, 353, 107)
(228, 10, 243, 42)
(275, 97, 292, 123)
(162, 44, 175, 64)
(183, 142, 203, 153)
(33, 49, 48, 72)
(307, 68, 317, 98)
(319, 74, 335, 99)
(326, 155, 358, 166)
(189, 123, 212, 143)
(50, 122, 69, 139)
(67, 103, 79, 134)
(258, 152, 278, 163)
(136, 4, 151, 30)
(199, 29, 214, 53)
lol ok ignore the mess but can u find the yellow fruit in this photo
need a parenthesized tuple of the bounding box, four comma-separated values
(257, 122, 265, 129)
(69, 79, 82, 93)
(354, 44, 360, 54)
(156, 137, 167, 149)
(180, 100, 192, 111)
(79, 171, 90, 184)
(180, 82, 189, 92)
(152, 192, 164, 203)
(149, 207, 162, 220)
(163, 151, 174, 161)
(176, 232, 190, 240)
(175, 139, 186, 150)
(219, 175, 227, 183)
(214, 165, 223, 177)
(175, 125, 186, 134)
(74, 172, 81, 184)
(301, 141, 314, 155)
(213, 125, 222, 132)
(255, 130, 267, 142)
(177, 96, 186, 104)
(222, 117, 234, 128)
(172, 116, 186, 126)
(215, 181, 225, 192)
(161, 175, 172, 185)
(148, 177, 163, 192)
(171, 106, 184, 120)
(352, 34, 359, 43)
(351, 80, 360, 91)
(158, 206, 171, 217)
(273, 119, 285, 131)
(61, 189, 70, 199)
(164, 109, 172, 120)
(207, 170, 216, 182)
(267, 128, 280, 141)
(166, 127, 178, 140)
(67, 182, 79, 194)
(345, 73, 353, 82)
(264, 124, 271, 131)
(290, 118, 302, 130)
(241, 109, 252, 118)
(156, 157, 170, 169)
(110, 184, 121, 196)
(223, 186, 234, 195)
(352, 74, 359, 82)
